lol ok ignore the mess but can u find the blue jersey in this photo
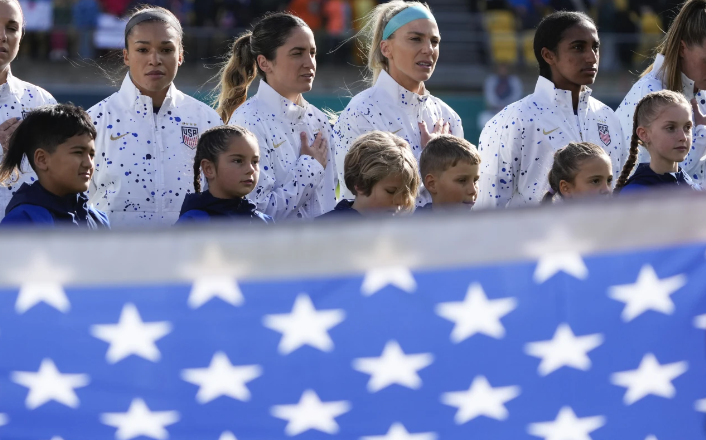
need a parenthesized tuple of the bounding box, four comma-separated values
(176, 191, 272, 224)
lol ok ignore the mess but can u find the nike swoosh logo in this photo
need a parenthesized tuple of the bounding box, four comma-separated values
(391, 129, 402, 134)
(110, 133, 129, 141)
(273, 140, 286, 148)
(543, 128, 559, 135)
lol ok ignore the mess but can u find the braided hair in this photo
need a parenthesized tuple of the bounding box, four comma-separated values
(542, 142, 610, 203)
(192, 125, 256, 193)
(614, 90, 690, 191)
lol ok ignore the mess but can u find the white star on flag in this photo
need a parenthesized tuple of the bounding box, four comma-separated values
(0, 413, 7, 426)
(361, 266, 417, 296)
(441, 376, 520, 424)
(91, 303, 172, 364)
(182, 244, 249, 309)
(11, 358, 89, 409)
(13, 254, 73, 314)
(361, 423, 437, 440)
(524, 324, 603, 376)
(611, 353, 688, 405)
(219, 432, 237, 440)
(645, 436, 658, 440)
(270, 389, 350, 436)
(534, 252, 588, 284)
(181, 351, 262, 403)
(435, 283, 517, 343)
(608, 265, 686, 322)
(263, 294, 345, 355)
(101, 398, 179, 440)
(352, 340, 433, 392)
(696, 398, 706, 413)
(527, 406, 605, 440)
(694, 314, 706, 330)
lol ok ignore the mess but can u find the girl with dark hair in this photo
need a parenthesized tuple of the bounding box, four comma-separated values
(333, 1, 462, 207)
(215, 12, 336, 221)
(0, 0, 57, 221)
(476, 11, 625, 209)
(0, 104, 109, 228)
(541, 142, 613, 204)
(87, 6, 221, 227)
(615, 0, 706, 181)
(176, 125, 272, 224)
(616, 91, 700, 193)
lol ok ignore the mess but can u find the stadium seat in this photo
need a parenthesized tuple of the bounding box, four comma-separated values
(484, 11, 519, 64)
(635, 10, 663, 64)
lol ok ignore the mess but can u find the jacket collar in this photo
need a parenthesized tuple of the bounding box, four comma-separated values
(179, 190, 260, 218)
(652, 54, 697, 99)
(6, 181, 95, 227)
(0, 68, 21, 99)
(255, 79, 309, 123)
(118, 73, 178, 114)
(374, 70, 430, 116)
(533, 76, 593, 111)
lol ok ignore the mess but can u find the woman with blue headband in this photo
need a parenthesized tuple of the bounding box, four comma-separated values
(333, 1, 463, 206)
(87, 6, 221, 227)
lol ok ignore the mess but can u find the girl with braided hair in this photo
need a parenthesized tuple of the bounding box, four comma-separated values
(541, 142, 613, 203)
(616, 91, 701, 194)
(176, 125, 272, 224)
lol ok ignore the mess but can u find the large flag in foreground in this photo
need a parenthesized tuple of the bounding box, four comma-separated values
(0, 193, 704, 440)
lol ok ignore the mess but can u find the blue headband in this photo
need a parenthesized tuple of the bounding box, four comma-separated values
(383, 5, 436, 40)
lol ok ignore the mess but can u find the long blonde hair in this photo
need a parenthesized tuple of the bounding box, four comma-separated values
(641, 0, 706, 92)
(356, 1, 432, 85)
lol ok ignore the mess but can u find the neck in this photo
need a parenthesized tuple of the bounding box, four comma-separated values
(131, 77, 169, 107)
(386, 66, 424, 95)
(551, 76, 582, 112)
(265, 80, 302, 105)
(351, 198, 366, 213)
(207, 185, 242, 200)
(649, 157, 679, 175)
(0, 65, 10, 85)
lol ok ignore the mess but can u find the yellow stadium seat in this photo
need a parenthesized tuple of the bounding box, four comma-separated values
(635, 11, 663, 64)
(523, 30, 536, 66)
(485, 10, 516, 33)
(491, 32, 518, 64)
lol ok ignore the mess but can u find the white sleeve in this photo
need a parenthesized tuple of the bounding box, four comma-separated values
(250, 130, 325, 220)
(333, 106, 375, 200)
(476, 110, 519, 209)
(682, 125, 706, 180)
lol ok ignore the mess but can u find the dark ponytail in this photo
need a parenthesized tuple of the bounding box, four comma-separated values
(614, 90, 690, 192)
(534, 11, 595, 80)
(193, 125, 256, 193)
(542, 141, 609, 203)
(215, 12, 309, 123)
(0, 104, 96, 185)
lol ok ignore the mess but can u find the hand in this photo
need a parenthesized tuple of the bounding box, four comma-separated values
(300, 131, 328, 169)
(0, 117, 20, 153)
(419, 118, 450, 148)
(692, 98, 706, 127)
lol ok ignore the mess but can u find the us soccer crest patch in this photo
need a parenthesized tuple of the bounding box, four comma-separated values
(597, 123, 611, 146)
(181, 126, 199, 149)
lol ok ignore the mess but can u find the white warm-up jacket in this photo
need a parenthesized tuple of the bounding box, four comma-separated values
(229, 80, 337, 220)
(88, 75, 221, 226)
(0, 70, 56, 220)
(333, 70, 463, 205)
(615, 54, 706, 180)
(477, 76, 626, 209)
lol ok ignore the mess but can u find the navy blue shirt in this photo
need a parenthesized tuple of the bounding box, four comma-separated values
(317, 199, 362, 219)
(621, 163, 701, 194)
(2, 182, 110, 228)
(176, 191, 272, 224)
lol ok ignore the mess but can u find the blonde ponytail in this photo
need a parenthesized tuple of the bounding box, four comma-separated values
(216, 32, 257, 123)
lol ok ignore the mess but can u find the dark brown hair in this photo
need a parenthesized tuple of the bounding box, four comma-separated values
(192, 125, 256, 193)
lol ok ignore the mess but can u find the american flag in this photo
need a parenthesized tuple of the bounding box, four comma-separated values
(0, 239, 704, 440)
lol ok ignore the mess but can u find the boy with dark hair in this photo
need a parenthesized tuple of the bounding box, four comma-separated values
(0, 104, 109, 228)
(419, 134, 481, 211)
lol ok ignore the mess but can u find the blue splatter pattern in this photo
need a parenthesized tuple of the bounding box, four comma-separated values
(333, 70, 463, 206)
(0, 70, 57, 220)
(87, 75, 221, 227)
(476, 76, 627, 209)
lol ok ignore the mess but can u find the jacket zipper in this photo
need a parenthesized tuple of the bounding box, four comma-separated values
(152, 103, 165, 220)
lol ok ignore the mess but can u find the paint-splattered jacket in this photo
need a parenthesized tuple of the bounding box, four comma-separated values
(615, 54, 706, 181)
(229, 80, 337, 221)
(477, 76, 626, 209)
(333, 70, 463, 206)
(87, 74, 221, 227)
(0, 70, 57, 221)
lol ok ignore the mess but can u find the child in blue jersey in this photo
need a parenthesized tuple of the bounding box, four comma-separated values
(177, 125, 272, 224)
(615, 91, 701, 193)
(0, 104, 109, 228)
(541, 142, 613, 203)
(418, 134, 480, 212)
(318, 131, 419, 219)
